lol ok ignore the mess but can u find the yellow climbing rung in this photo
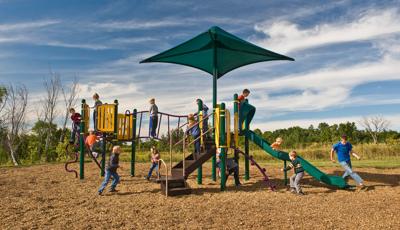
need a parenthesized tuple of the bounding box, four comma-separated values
(97, 104, 116, 132)
(214, 107, 231, 150)
(117, 114, 133, 141)
(83, 104, 90, 133)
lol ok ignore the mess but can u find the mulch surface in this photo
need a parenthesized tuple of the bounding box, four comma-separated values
(0, 162, 399, 229)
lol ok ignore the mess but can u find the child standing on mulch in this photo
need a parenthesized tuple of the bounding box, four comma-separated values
(98, 146, 121, 195)
(145, 146, 160, 180)
(330, 134, 366, 190)
(281, 150, 305, 195)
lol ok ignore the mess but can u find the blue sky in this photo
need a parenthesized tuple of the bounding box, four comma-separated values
(1, 0, 400, 131)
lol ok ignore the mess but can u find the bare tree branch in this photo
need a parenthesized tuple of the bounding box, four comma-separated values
(4, 84, 28, 166)
(41, 73, 62, 161)
(59, 76, 79, 142)
(359, 115, 390, 144)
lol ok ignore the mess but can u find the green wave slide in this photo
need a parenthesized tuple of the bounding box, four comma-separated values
(240, 102, 347, 188)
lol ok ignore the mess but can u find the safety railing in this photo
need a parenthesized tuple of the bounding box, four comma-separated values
(157, 159, 169, 197)
(135, 110, 188, 140)
(173, 112, 214, 178)
(117, 111, 133, 141)
(97, 104, 116, 132)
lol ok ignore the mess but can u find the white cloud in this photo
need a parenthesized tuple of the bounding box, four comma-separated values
(217, 54, 400, 113)
(92, 19, 187, 31)
(0, 19, 60, 32)
(254, 9, 400, 53)
(254, 113, 400, 132)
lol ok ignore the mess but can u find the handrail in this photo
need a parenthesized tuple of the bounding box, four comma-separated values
(157, 159, 169, 197)
(136, 110, 188, 118)
(173, 112, 214, 147)
(187, 127, 213, 146)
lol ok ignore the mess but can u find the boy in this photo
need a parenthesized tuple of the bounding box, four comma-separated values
(69, 108, 81, 144)
(216, 148, 241, 186)
(281, 151, 305, 195)
(186, 114, 201, 159)
(238, 89, 250, 133)
(238, 88, 250, 103)
(330, 135, 365, 189)
(98, 146, 121, 195)
(91, 93, 102, 131)
(145, 146, 160, 180)
(196, 99, 209, 135)
(85, 130, 99, 158)
(271, 137, 283, 151)
(149, 98, 159, 138)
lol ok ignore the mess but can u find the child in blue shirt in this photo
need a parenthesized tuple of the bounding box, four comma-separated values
(330, 135, 365, 189)
(186, 114, 201, 159)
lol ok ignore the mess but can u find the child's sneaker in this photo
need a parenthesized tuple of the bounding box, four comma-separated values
(290, 188, 296, 194)
(297, 191, 305, 196)
(98, 191, 103, 196)
(357, 184, 367, 192)
(144, 176, 150, 181)
(109, 189, 118, 193)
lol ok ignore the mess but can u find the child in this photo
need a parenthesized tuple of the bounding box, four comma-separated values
(271, 137, 283, 151)
(69, 108, 81, 144)
(149, 98, 159, 138)
(98, 146, 121, 195)
(216, 148, 241, 186)
(85, 130, 99, 158)
(281, 150, 305, 195)
(238, 88, 250, 103)
(330, 135, 365, 189)
(238, 89, 250, 133)
(196, 99, 209, 134)
(145, 146, 160, 180)
(186, 114, 201, 159)
(91, 93, 102, 131)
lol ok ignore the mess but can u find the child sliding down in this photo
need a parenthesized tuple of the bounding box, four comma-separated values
(281, 150, 305, 195)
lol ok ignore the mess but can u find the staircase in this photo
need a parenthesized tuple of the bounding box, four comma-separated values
(159, 139, 216, 196)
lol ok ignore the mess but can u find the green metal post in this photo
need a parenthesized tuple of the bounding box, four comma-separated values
(131, 109, 137, 177)
(211, 72, 217, 181)
(113, 99, 119, 140)
(284, 160, 288, 186)
(233, 94, 239, 184)
(233, 93, 240, 167)
(244, 99, 250, 181)
(79, 99, 86, 180)
(197, 100, 203, 185)
(101, 133, 106, 177)
(219, 103, 226, 191)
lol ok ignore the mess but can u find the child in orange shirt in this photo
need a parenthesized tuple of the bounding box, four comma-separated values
(85, 130, 99, 158)
(271, 137, 283, 151)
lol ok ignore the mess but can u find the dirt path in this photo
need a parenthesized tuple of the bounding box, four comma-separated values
(0, 162, 399, 229)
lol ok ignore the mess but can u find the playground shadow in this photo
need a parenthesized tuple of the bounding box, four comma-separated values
(190, 178, 289, 195)
(332, 170, 399, 187)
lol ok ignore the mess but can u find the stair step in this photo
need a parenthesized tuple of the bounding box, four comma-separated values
(162, 187, 192, 196)
(157, 176, 184, 183)
(161, 180, 186, 190)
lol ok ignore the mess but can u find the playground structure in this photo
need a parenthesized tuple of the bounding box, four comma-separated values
(64, 26, 348, 196)
(65, 93, 347, 196)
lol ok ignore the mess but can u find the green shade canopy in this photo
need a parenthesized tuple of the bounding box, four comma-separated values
(140, 26, 294, 78)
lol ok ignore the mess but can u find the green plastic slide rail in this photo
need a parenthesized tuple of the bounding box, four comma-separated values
(239, 101, 347, 188)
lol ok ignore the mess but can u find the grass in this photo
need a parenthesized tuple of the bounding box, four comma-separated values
(1, 142, 399, 168)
